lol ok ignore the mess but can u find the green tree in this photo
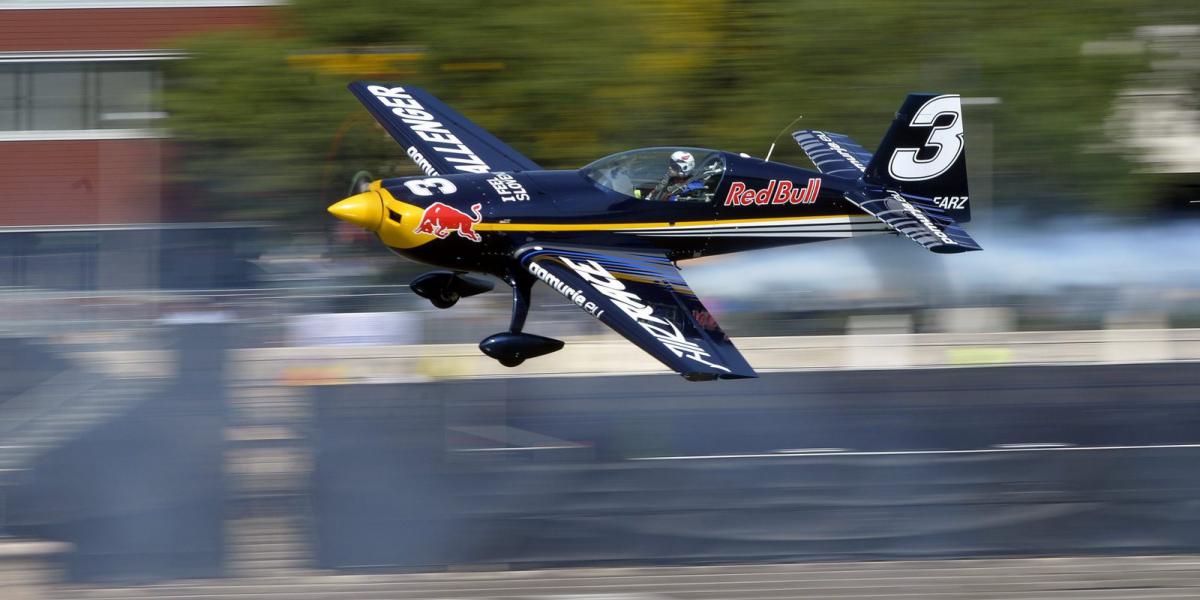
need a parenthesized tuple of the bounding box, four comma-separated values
(165, 0, 1184, 224)
(698, 1, 1165, 213)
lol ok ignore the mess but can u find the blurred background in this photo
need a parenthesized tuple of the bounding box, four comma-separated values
(2, 0, 1200, 598)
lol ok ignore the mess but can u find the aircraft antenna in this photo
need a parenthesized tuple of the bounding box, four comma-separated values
(764, 114, 804, 163)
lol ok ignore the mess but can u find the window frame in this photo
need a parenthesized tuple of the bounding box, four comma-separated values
(0, 51, 176, 139)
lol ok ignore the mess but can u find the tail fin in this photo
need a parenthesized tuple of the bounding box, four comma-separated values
(864, 94, 970, 223)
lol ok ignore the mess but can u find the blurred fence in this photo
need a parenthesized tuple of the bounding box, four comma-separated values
(0, 225, 264, 292)
(1, 324, 227, 582)
(314, 364, 1200, 568)
(5, 323, 1200, 583)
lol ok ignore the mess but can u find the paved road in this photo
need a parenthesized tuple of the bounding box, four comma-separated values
(56, 555, 1200, 599)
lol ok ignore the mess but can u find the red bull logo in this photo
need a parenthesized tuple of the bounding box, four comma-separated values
(723, 178, 822, 206)
(414, 202, 483, 242)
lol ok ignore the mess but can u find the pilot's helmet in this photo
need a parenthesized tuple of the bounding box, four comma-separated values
(668, 151, 695, 177)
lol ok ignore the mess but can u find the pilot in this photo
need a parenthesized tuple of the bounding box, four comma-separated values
(649, 150, 705, 202)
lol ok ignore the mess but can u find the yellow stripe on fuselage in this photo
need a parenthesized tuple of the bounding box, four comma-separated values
(474, 214, 862, 233)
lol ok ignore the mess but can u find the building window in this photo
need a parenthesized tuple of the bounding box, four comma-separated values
(97, 65, 159, 128)
(0, 67, 17, 130)
(0, 61, 163, 132)
(31, 65, 86, 129)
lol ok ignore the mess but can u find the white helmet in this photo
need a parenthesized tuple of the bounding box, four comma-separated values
(668, 150, 695, 177)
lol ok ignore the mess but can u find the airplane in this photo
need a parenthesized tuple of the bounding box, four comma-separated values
(328, 82, 981, 381)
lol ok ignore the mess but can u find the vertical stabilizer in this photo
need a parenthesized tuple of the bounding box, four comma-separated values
(864, 93, 970, 222)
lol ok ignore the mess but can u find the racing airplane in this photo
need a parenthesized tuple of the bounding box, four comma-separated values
(328, 82, 981, 381)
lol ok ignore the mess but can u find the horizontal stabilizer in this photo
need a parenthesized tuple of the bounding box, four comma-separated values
(792, 130, 872, 179)
(844, 188, 981, 254)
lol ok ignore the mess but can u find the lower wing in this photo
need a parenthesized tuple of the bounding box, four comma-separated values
(516, 244, 756, 381)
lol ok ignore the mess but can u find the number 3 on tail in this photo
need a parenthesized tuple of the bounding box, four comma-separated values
(888, 95, 964, 182)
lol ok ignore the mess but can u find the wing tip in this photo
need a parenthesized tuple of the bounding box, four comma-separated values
(682, 369, 759, 382)
(930, 243, 983, 254)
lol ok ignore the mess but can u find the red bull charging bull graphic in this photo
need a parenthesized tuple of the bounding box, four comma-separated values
(414, 202, 483, 242)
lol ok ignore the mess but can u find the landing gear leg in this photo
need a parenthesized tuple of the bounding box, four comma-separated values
(479, 270, 564, 367)
(507, 271, 533, 334)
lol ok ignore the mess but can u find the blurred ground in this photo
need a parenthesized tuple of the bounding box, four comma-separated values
(47, 556, 1200, 600)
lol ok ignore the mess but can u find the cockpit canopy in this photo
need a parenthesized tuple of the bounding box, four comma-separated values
(582, 147, 726, 203)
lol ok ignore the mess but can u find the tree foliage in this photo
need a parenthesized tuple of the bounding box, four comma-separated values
(164, 0, 1188, 223)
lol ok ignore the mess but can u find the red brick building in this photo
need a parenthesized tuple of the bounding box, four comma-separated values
(0, 1, 278, 226)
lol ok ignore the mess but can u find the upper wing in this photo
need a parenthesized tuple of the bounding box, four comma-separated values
(792, 129, 873, 179)
(516, 244, 756, 381)
(349, 81, 541, 176)
(844, 188, 982, 254)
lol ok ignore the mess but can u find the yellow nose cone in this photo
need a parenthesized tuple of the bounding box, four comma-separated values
(328, 191, 384, 231)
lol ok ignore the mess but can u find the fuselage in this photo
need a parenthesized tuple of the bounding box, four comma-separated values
(326, 84, 980, 380)
(354, 148, 889, 279)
